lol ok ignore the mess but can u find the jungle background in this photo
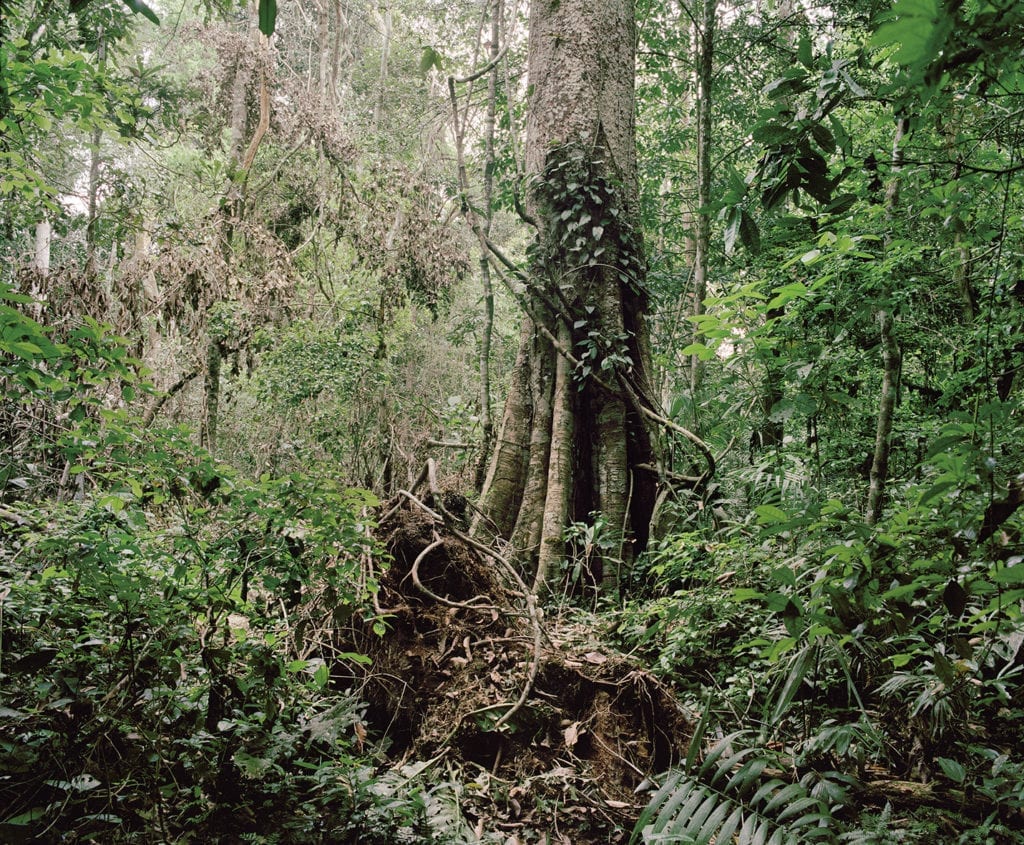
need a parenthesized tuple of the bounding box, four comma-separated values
(2, 0, 1023, 841)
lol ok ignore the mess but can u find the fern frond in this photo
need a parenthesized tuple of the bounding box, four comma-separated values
(631, 733, 837, 845)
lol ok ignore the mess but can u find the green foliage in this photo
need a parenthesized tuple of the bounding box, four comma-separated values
(532, 143, 646, 294)
(255, 319, 375, 408)
(258, 0, 277, 36)
(561, 513, 625, 599)
(1, 293, 384, 841)
(1, 0, 160, 228)
(631, 728, 837, 844)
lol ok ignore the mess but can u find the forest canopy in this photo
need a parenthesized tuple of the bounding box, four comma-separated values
(1, 0, 1023, 841)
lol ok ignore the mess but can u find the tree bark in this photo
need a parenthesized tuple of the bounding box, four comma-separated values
(689, 0, 716, 394)
(33, 219, 51, 277)
(865, 116, 907, 525)
(865, 309, 900, 525)
(474, 0, 658, 595)
(373, 4, 391, 131)
(474, 0, 501, 492)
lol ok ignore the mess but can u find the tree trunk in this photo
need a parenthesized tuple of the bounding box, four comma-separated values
(474, 0, 501, 492)
(865, 116, 907, 525)
(689, 0, 715, 394)
(373, 4, 391, 131)
(865, 308, 900, 525)
(474, 0, 657, 595)
(32, 218, 51, 277)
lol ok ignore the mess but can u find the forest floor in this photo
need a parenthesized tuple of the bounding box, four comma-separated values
(344, 498, 692, 842)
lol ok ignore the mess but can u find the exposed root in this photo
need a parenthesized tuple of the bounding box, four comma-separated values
(328, 460, 693, 840)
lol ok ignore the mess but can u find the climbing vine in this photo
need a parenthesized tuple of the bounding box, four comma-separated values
(528, 143, 648, 383)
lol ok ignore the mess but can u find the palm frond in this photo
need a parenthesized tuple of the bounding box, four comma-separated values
(631, 731, 836, 844)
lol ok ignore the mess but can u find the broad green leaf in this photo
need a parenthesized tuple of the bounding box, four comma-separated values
(3, 807, 48, 826)
(258, 0, 277, 36)
(870, 0, 946, 67)
(755, 504, 789, 524)
(122, 0, 160, 25)
(797, 33, 813, 70)
(419, 46, 443, 76)
(936, 757, 966, 784)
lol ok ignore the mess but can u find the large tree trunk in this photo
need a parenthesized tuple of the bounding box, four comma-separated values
(474, 0, 657, 595)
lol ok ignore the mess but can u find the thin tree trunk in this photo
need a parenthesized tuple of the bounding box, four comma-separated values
(690, 0, 715, 393)
(474, 0, 501, 492)
(85, 126, 103, 281)
(865, 116, 907, 525)
(866, 309, 900, 524)
(202, 338, 222, 450)
(317, 0, 330, 98)
(33, 219, 51, 277)
(373, 5, 391, 131)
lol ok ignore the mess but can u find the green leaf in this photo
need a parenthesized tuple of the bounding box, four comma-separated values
(936, 757, 966, 784)
(419, 46, 443, 76)
(991, 562, 1024, 585)
(724, 206, 741, 255)
(681, 342, 717, 361)
(809, 123, 835, 154)
(3, 807, 48, 826)
(797, 33, 813, 70)
(122, 0, 160, 25)
(739, 211, 761, 255)
(870, 0, 946, 67)
(770, 648, 812, 724)
(942, 579, 967, 618)
(258, 0, 277, 36)
(755, 504, 788, 524)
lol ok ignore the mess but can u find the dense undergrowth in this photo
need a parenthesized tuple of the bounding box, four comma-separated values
(3, 291, 1024, 843)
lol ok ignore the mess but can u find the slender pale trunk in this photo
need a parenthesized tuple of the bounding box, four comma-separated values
(333, 1, 355, 110)
(474, 0, 501, 491)
(373, 5, 392, 131)
(865, 117, 907, 525)
(689, 0, 715, 393)
(33, 219, 51, 277)
(85, 32, 105, 283)
(317, 0, 330, 98)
